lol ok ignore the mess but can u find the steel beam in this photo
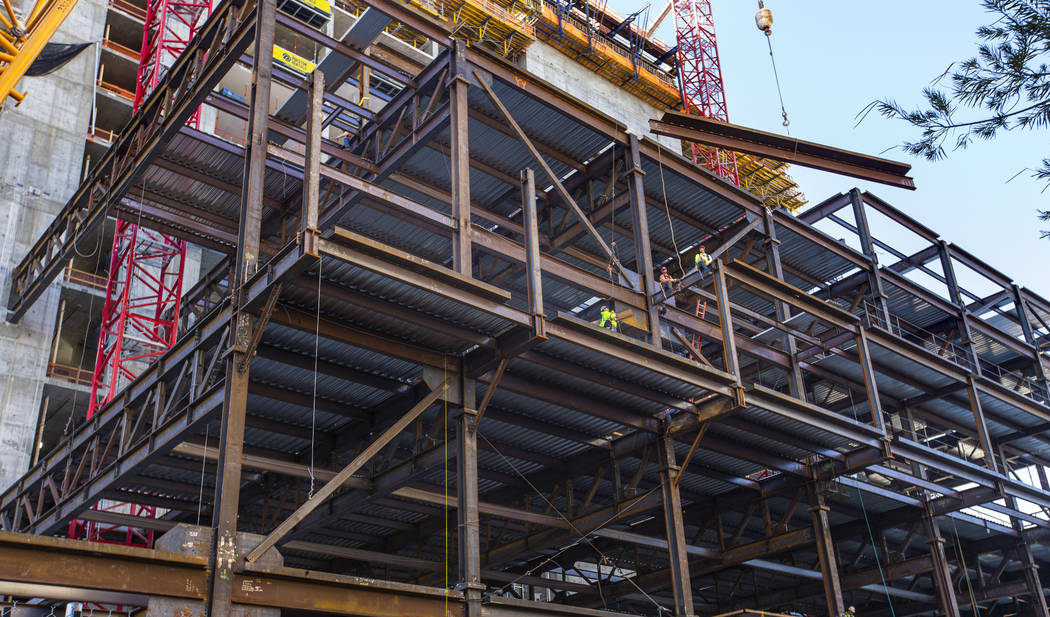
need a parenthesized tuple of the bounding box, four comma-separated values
(471, 68, 629, 281)
(649, 113, 915, 189)
(245, 383, 447, 562)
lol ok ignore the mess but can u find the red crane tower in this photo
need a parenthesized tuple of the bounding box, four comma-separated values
(671, 0, 739, 184)
(70, 0, 213, 550)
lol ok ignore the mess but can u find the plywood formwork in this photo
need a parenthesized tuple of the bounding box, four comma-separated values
(2, 1, 1050, 616)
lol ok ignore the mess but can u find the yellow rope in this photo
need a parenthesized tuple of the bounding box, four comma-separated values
(443, 356, 449, 612)
(952, 517, 981, 617)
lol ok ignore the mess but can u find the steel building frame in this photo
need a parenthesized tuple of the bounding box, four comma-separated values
(2, 0, 1050, 615)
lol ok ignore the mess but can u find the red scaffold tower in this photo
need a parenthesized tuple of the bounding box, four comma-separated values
(133, 0, 215, 127)
(672, 0, 739, 184)
(70, 0, 212, 554)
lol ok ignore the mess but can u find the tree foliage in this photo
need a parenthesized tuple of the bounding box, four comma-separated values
(873, 0, 1050, 219)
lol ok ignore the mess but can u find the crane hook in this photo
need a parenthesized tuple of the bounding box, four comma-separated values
(755, 1, 773, 36)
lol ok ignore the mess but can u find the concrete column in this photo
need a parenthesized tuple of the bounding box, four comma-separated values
(0, 0, 107, 492)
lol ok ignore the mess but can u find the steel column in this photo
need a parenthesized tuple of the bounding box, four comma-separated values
(301, 69, 323, 249)
(627, 135, 662, 344)
(763, 208, 803, 398)
(965, 375, 999, 473)
(712, 259, 740, 380)
(855, 326, 886, 433)
(521, 168, 545, 339)
(207, 0, 274, 612)
(809, 487, 845, 617)
(1013, 284, 1050, 384)
(939, 241, 981, 370)
(1000, 452, 1050, 617)
(658, 429, 694, 616)
(1019, 535, 1049, 617)
(923, 509, 961, 617)
(450, 41, 472, 276)
(457, 373, 483, 616)
(849, 189, 890, 327)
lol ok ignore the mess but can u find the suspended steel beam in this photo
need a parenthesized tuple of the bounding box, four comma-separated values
(650, 111, 916, 190)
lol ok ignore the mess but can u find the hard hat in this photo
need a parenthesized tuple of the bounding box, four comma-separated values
(661, 266, 667, 271)
(700, 245, 706, 250)
(601, 305, 608, 311)
(848, 607, 855, 613)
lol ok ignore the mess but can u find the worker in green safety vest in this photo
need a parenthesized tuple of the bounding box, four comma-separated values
(599, 305, 618, 331)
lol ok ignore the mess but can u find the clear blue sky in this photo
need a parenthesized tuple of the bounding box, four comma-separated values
(612, 1, 1049, 299)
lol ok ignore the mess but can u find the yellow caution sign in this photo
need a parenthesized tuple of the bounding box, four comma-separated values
(272, 45, 316, 75)
(299, 0, 330, 15)
(277, 0, 331, 28)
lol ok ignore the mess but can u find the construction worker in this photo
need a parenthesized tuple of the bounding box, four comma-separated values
(843, 606, 856, 617)
(598, 305, 618, 331)
(659, 266, 675, 296)
(337, 129, 352, 149)
(695, 245, 712, 277)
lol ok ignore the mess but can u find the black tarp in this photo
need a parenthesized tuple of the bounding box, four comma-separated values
(26, 42, 93, 76)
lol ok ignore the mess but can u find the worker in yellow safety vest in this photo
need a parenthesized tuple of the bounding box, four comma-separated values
(599, 305, 618, 331)
(843, 606, 856, 617)
(695, 245, 712, 277)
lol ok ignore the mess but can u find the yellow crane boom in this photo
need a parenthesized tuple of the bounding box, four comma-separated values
(0, 0, 82, 106)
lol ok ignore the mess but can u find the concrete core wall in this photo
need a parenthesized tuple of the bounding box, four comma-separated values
(0, 0, 108, 489)
(522, 41, 679, 149)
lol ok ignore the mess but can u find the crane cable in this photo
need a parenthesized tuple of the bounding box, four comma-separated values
(757, 2, 790, 130)
(765, 34, 790, 130)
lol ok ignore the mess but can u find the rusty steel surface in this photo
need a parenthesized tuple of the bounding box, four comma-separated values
(651, 111, 916, 189)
